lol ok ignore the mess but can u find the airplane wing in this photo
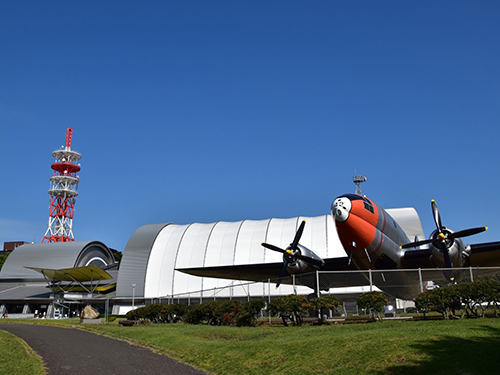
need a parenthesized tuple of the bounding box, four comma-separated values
(401, 241, 500, 269)
(177, 256, 371, 290)
(468, 241, 500, 267)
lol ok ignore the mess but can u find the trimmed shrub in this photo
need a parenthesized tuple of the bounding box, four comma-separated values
(125, 303, 189, 323)
(237, 300, 266, 327)
(267, 295, 311, 326)
(310, 295, 342, 324)
(356, 291, 388, 321)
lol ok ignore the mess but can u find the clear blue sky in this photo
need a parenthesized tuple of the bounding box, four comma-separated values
(1, 1, 499, 251)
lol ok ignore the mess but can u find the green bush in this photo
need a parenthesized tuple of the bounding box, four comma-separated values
(416, 279, 500, 319)
(125, 303, 189, 323)
(182, 300, 265, 326)
(356, 291, 388, 321)
(267, 295, 311, 326)
(0, 252, 10, 272)
(237, 300, 266, 327)
(310, 295, 342, 324)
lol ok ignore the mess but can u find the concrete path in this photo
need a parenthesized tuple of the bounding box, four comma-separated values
(0, 324, 208, 375)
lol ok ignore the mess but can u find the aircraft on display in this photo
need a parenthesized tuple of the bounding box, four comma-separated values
(180, 193, 500, 300)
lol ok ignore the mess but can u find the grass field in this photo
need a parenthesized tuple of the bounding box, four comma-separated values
(0, 329, 45, 375)
(2, 318, 500, 374)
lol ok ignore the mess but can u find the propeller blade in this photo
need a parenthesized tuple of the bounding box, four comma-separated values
(276, 262, 288, 288)
(450, 227, 488, 240)
(261, 243, 287, 255)
(442, 245, 453, 269)
(400, 239, 432, 249)
(431, 200, 443, 232)
(291, 220, 306, 250)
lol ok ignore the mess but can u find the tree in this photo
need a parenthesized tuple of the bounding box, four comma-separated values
(309, 296, 342, 324)
(267, 295, 311, 326)
(0, 252, 11, 272)
(237, 300, 266, 327)
(125, 303, 189, 323)
(356, 291, 388, 321)
(415, 286, 460, 320)
(112, 251, 123, 263)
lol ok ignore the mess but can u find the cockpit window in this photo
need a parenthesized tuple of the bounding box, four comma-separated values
(334, 194, 374, 214)
(363, 198, 374, 214)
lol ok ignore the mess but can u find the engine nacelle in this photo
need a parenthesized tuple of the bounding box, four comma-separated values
(428, 227, 465, 269)
(285, 244, 322, 275)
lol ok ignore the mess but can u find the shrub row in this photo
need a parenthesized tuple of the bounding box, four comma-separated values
(125, 303, 189, 323)
(415, 279, 500, 319)
(124, 280, 500, 326)
(125, 296, 342, 327)
(268, 295, 342, 326)
(125, 300, 266, 326)
(184, 299, 266, 326)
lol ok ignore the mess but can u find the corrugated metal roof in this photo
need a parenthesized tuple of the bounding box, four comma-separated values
(0, 241, 114, 280)
(115, 224, 170, 298)
(0, 284, 51, 300)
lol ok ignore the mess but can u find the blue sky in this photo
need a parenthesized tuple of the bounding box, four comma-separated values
(1, 1, 499, 251)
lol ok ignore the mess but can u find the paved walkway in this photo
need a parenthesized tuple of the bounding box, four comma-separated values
(0, 324, 208, 375)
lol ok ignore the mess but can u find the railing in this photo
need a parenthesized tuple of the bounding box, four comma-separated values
(152, 267, 500, 315)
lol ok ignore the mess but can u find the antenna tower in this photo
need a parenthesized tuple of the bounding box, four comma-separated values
(41, 128, 81, 243)
(353, 175, 367, 195)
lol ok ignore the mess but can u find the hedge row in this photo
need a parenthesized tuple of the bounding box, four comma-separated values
(124, 280, 500, 327)
(415, 279, 500, 319)
(125, 303, 189, 323)
(125, 300, 266, 326)
(125, 295, 343, 327)
(184, 299, 265, 326)
(268, 295, 342, 326)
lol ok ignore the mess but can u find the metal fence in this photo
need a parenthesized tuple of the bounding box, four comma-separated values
(151, 267, 500, 316)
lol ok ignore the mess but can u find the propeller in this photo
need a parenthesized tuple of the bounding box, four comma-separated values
(261, 220, 324, 287)
(401, 199, 488, 279)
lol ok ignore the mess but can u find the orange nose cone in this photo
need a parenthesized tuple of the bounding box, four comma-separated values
(335, 213, 376, 252)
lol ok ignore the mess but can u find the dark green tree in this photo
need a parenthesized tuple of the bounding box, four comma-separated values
(356, 291, 388, 321)
(309, 295, 342, 324)
(267, 295, 311, 326)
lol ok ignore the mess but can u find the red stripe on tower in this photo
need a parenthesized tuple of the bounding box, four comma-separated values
(41, 128, 81, 243)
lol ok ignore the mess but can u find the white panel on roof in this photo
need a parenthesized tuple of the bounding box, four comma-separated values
(175, 224, 200, 268)
(234, 220, 268, 265)
(295, 216, 310, 249)
(306, 216, 327, 257)
(190, 223, 216, 268)
(204, 221, 230, 267)
(264, 218, 294, 263)
(219, 221, 243, 266)
(175, 224, 211, 293)
(144, 225, 179, 298)
(326, 215, 346, 258)
(154, 224, 191, 297)
(386, 208, 425, 241)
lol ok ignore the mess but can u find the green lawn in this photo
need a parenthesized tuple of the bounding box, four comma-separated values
(0, 329, 45, 375)
(2, 318, 500, 374)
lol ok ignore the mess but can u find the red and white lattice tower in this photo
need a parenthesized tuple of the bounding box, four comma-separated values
(41, 128, 81, 243)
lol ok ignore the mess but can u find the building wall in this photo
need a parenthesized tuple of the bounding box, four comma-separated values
(117, 215, 346, 299)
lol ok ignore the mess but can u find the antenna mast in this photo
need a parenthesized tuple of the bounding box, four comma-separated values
(353, 175, 367, 195)
(42, 128, 81, 242)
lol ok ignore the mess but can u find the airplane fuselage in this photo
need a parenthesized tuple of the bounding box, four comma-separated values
(333, 194, 427, 299)
(333, 194, 410, 270)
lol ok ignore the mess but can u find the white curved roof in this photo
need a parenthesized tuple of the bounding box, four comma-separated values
(117, 215, 345, 298)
